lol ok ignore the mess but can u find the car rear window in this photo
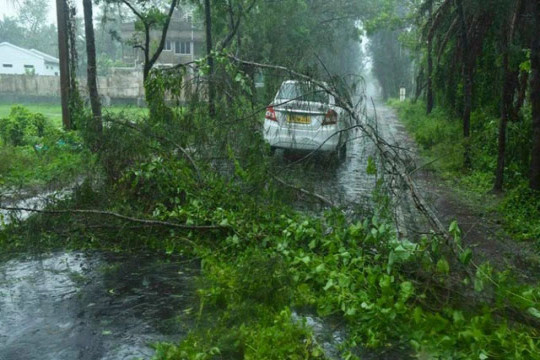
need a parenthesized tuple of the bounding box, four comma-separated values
(277, 83, 329, 104)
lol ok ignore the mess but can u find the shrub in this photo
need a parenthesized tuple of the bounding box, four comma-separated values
(0, 105, 54, 146)
(499, 183, 540, 242)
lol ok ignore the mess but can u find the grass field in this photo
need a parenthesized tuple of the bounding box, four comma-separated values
(0, 103, 149, 127)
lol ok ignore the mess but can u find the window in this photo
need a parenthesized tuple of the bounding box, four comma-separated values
(2, 64, 13, 68)
(277, 82, 330, 104)
(184, 11, 193, 23)
(24, 65, 34, 69)
(174, 41, 191, 55)
(165, 40, 172, 51)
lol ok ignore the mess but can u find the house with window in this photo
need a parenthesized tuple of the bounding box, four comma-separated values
(0, 42, 59, 76)
(120, 8, 204, 68)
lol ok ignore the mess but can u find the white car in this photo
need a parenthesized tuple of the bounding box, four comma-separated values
(263, 80, 350, 158)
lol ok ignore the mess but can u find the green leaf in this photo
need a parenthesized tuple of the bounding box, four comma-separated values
(366, 156, 377, 175)
(323, 279, 334, 291)
(400, 281, 414, 300)
(436, 258, 450, 275)
(459, 248, 473, 265)
(527, 307, 540, 318)
(474, 277, 484, 292)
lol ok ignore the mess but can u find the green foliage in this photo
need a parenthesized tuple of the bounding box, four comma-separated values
(145, 188, 540, 358)
(0, 105, 93, 188)
(0, 105, 55, 146)
(154, 308, 323, 360)
(499, 184, 540, 242)
(97, 113, 152, 182)
(2, 111, 539, 359)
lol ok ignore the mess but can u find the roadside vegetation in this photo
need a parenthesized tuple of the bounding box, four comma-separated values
(391, 100, 540, 244)
(0, 103, 149, 127)
(0, 105, 92, 191)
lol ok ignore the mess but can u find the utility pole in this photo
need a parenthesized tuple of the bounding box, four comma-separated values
(56, 0, 71, 130)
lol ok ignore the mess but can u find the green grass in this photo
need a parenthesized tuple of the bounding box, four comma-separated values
(0, 103, 149, 128)
(0, 144, 93, 189)
(0, 103, 64, 127)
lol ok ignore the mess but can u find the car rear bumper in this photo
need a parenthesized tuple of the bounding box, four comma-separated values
(263, 120, 340, 152)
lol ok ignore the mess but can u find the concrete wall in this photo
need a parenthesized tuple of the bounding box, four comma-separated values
(0, 71, 146, 104)
(0, 70, 200, 105)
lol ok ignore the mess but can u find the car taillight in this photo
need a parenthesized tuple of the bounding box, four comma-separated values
(322, 109, 337, 125)
(265, 106, 277, 122)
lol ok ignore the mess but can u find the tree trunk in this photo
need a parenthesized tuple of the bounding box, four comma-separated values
(530, 0, 540, 190)
(494, 2, 520, 192)
(83, 0, 102, 143)
(55, 0, 71, 130)
(494, 49, 513, 191)
(515, 70, 529, 118)
(426, 0, 434, 114)
(204, 0, 216, 116)
(463, 64, 473, 166)
(413, 66, 424, 103)
(457, 0, 472, 168)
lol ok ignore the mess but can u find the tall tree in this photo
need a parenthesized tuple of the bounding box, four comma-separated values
(56, 0, 72, 130)
(204, 0, 215, 116)
(530, 0, 540, 190)
(119, 0, 179, 82)
(83, 0, 103, 142)
(494, 0, 521, 192)
(456, 0, 472, 167)
(426, 0, 434, 114)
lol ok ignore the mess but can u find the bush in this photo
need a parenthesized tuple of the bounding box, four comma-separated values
(499, 183, 540, 242)
(0, 105, 93, 189)
(0, 105, 54, 146)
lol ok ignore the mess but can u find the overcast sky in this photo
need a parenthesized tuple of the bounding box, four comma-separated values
(0, 0, 83, 25)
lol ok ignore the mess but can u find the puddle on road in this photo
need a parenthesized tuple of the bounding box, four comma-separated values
(276, 108, 385, 210)
(0, 252, 198, 360)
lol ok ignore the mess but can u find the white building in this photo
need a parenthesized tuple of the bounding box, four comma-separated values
(0, 42, 59, 76)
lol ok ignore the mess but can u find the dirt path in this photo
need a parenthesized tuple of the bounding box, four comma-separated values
(377, 103, 540, 282)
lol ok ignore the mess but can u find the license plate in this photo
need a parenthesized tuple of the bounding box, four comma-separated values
(287, 115, 311, 124)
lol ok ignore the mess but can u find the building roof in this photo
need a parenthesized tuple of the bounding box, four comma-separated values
(29, 49, 59, 64)
(0, 42, 59, 64)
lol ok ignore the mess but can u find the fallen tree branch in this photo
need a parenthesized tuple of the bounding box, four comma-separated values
(0, 206, 228, 231)
(272, 176, 335, 207)
(226, 56, 540, 328)
(105, 117, 202, 182)
(229, 55, 459, 246)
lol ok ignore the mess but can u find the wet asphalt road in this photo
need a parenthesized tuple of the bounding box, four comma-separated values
(278, 102, 415, 214)
(0, 252, 198, 360)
